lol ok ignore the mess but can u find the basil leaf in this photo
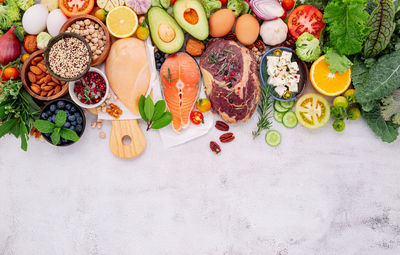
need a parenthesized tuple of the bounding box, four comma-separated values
(151, 112, 172, 129)
(144, 96, 154, 120)
(19, 122, 28, 151)
(364, 0, 396, 58)
(51, 132, 60, 145)
(55, 110, 66, 128)
(0, 105, 5, 119)
(34, 119, 55, 133)
(138, 95, 148, 122)
(0, 118, 18, 138)
(20, 90, 40, 113)
(10, 122, 20, 138)
(60, 128, 80, 142)
(152, 100, 166, 121)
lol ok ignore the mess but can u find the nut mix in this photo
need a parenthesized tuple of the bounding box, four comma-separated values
(27, 53, 67, 97)
(48, 37, 90, 79)
(66, 19, 107, 61)
(74, 71, 107, 105)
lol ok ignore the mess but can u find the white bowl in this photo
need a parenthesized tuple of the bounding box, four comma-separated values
(69, 67, 110, 109)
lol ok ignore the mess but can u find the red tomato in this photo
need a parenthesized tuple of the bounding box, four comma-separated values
(3, 67, 19, 80)
(59, 0, 95, 17)
(287, 5, 325, 39)
(280, 8, 287, 19)
(190, 111, 204, 125)
(171, 0, 176, 4)
(281, 0, 295, 11)
(218, 0, 227, 6)
(0, 0, 4, 4)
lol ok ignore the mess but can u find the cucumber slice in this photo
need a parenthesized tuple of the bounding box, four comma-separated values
(282, 111, 298, 128)
(274, 100, 289, 113)
(151, 0, 162, 7)
(279, 100, 295, 109)
(160, 0, 170, 9)
(265, 130, 281, 147)
(274, 111, 284, 123)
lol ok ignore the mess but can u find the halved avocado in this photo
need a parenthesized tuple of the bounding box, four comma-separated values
(173, 0, 209, 40)
(148, 7, 185, 54)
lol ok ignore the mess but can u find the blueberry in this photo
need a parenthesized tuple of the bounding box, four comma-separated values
(160, 57, 165, 63)
(61, 138, 68, 144)
(55, 109, 60, 114)
(64, 110, 70, 116)
(71, 121, 77, 126)
(51, 115, 56, 122)
(70, 126, 76, 131)
(65, 104, 71, 110)
(46, 111, 52, 116)
(41, 112, 48, 119)
(74, 112, 80, 117)
(47, 117, 52, 122)
(43, 133, 50, 138)
(57, 101, 65, 109)
(68, 115, 76, 121)
(63, 122, 71, 128)
(76, 116, 83, 124)
(50, 105, 56, 112)
(156, 63, 162, 69)
(76, 125, 82, 133)
(70, 106, 76, 113)
(155, 52, 160, 59)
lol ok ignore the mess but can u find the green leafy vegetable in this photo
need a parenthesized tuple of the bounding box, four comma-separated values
(0, 0, 21, 31)
(323, 0, 370, 55)
(354, 50, 400, 106)
(55, 110, 67, 128)
(34, 120, 55, 133)
(201, 0, 221, 18)
(381, 88, 400, 124)
(295, 32, 322, 62)
(252, 85, 273, 138)
(60, 128, 80, 142)
(362, 101, 399, 142)
(17, 0, 34, 11)
(137, 95, 172, 131)
(51, 131, 60, 145)
(324, 48, 353, 74)
(364, 0, 396, 58)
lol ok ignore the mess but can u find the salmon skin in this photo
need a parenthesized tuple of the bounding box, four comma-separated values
(160, 52, 200, 133)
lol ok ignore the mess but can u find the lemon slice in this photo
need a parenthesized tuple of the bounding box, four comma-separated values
(106, 6, 138, 38)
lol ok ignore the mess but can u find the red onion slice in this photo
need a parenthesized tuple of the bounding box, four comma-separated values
(247, 0, 285, 21)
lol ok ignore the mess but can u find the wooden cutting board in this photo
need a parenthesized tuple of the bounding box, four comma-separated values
(110, 119, 146, 159)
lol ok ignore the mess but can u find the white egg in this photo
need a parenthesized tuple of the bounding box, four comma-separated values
(47, 9, 68, 37)
(22, 4, 49, 35)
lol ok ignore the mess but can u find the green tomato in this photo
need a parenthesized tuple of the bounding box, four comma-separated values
(332, 119, 345, 132)
(333, 96, 349, 108)
(347, 106, 361, 120)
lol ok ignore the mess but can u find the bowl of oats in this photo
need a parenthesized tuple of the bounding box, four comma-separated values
(44, 32, 92, 82)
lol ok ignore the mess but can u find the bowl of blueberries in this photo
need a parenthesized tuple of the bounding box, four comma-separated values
(39, 98, 86, 146)
(154, 50, 166, 70)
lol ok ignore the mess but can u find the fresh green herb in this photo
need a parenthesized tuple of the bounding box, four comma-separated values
(217, 63, 227, 75)
(225, 89, 234, 98)
(252, 86, 273, 138)
(218, 82, 231, 88)
(323, 0, 370, 55)
(138, 95, 172, 131)
(235, 107, 243, 110)
(34, 111, 80, 145)
(324, 48, 353, 74)
(223, 49, 235, 54)
(381, 88, 400, 125)
(0, 0, 21, 31)
(162, 68, 178, 84)
(364, 0, 396, 58)
(207, 53, 218, 63)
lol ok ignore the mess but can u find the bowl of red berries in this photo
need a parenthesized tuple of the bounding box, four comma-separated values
(69, 67, 109, 109)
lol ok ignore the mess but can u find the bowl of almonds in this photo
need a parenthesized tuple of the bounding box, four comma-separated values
(59, 14, 111, 66)
(21, 49, 69, 101)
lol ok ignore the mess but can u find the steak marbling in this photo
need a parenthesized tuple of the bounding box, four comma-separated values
(199, 39, 261, 123)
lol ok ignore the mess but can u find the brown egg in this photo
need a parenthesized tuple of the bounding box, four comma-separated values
(209, 9, 235, 38)
(235, 14, 260, 45)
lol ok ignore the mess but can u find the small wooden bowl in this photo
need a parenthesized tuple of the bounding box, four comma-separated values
(59, 14, 111, 66)
(21, 49, 69, 101)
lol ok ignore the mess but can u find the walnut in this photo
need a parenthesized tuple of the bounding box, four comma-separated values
(185, 38, 205, 57)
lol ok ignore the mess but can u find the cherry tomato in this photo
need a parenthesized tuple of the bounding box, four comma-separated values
(281, 0, 295, 11)
(59, 0, 95, 17)
(287, 5, 325, 39)
(0, 0, 5, 4)
(171, 0, 176, 4)
(190, 111, 204, 125)
(217, 0, 227, 6)
(3, 67, 19, 80)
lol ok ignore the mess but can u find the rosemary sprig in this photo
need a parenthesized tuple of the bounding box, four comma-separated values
(163, 68, 178, 84)
(225, 89, 234, 98)
(207, 54, 218, 63)
(235, 107, 243, 110)
(217, 63, 227, 75)
(224, 49, 235, 54)
(218, 82, 231, 88)
(252, 85, 273, 138)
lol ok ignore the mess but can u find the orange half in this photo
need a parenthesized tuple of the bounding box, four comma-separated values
(310, 55, 351, 96)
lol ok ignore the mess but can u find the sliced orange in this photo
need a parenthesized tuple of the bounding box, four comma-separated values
(106, 6, 138, 38)
(310, 55, 351, 96)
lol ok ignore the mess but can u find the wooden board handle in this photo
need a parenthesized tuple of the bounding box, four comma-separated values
(110, 119, 146, 159)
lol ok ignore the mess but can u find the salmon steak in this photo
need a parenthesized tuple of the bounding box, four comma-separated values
(160, 52, 200, 133)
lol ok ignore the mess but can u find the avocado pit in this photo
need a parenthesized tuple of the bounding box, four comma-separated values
(158, 23, 176, 43)
(184, 8, 199, 25)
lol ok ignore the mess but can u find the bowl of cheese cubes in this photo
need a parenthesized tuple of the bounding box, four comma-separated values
(259, 47, 309, 102)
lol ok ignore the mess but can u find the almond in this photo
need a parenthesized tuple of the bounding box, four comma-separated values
(54, 86, 61, 94)
(37, 63, 47, 73)
(36, 73, 45, 80)
(42, 86, 53, 91)
(31, 84, 41, 94)
(47, 81, 57, 86)
(47, 89, 55, 97)
(30, 66, 42, 75)
(40, 91, 47, 97)
(60, 80, 66, 85)
(51, 77, 60, 84)
(33, 56, 43, 63)
(44, 75, 52, 83)
(27, 72, 36, 83)
(37, 77, 45, 85)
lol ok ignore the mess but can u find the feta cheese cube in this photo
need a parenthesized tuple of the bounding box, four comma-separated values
(275, 86, 286, 97)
